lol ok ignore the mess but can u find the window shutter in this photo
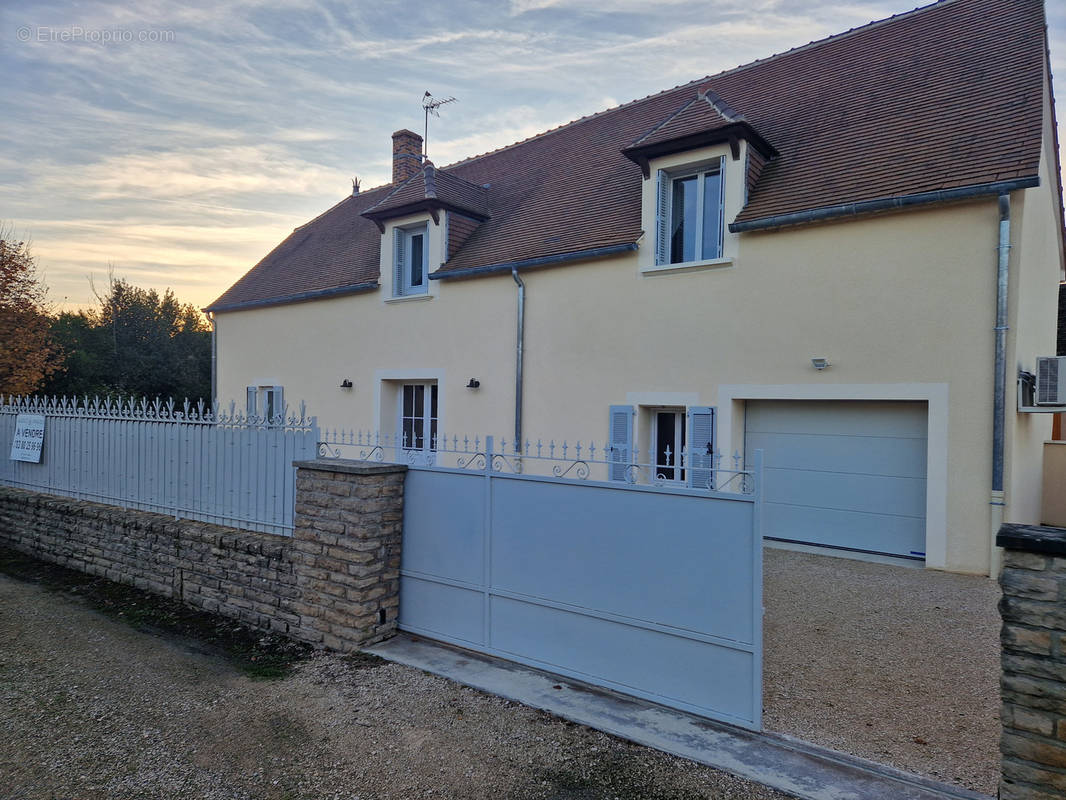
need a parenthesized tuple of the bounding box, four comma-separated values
(715, 156, 726, 258)
(246, 386, 257, 417)
(442, 211, 450, 261)
(271, 386, 284, 424)
(686, 406, 716, 490)
(393, 227, 406, 296)
(654, 170, 669, 265)
(607, 405, 634, 482)
(742, 150, 750, 206)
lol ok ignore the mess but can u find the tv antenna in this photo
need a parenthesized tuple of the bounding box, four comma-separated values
(422, 91, 457, 159)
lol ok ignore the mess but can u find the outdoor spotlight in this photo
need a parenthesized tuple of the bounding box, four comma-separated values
(339, 379, 353, 389)
(466, 378, 481, 389)
(811, 358, 831, 371)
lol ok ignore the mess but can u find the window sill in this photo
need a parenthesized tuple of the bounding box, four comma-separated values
(385, 293, 433, 304)
(640, 257, 733, 276)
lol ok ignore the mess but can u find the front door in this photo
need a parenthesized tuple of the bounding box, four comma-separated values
(399, 383, 438, 461)
(653, 409, 686, 482)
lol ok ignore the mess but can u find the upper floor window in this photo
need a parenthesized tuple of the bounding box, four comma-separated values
(393, 224, 428, 297)
(655, 159, 724, 265)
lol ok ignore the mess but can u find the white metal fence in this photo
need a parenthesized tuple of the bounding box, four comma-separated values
(318, 429, 755, 494)
(0, 396, 319, 535)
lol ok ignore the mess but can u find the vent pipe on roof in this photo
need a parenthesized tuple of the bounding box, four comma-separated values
(351, 176, 360, 196)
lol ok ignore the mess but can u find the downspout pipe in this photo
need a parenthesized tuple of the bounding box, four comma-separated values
(993, 192, 1011, 494)
(990, 192, 1011, 575)
(209, 311, 217, 406)
(512, 266, 525, 454)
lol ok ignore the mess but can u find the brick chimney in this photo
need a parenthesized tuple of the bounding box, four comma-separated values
(392, 129, 423, 184)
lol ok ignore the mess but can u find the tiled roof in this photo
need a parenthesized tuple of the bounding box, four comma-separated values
(362, 161, 490, 224)
(208, 0, 1050, 311)
(207, 190, 386, 312)
(627, 89, 744, 151)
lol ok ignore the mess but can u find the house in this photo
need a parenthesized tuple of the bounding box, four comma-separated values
(207, 0, 1064, 576)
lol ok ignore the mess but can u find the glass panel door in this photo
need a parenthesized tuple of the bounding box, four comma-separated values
(401, 383, 438, 452)
(653, 410, 686, 482)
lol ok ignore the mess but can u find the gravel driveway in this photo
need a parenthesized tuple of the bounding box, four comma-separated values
(763, 548, 1000, 795)
(0, 571, 792, 800)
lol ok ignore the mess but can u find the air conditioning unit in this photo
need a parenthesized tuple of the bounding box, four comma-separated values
(1036, 356, 1066, 406)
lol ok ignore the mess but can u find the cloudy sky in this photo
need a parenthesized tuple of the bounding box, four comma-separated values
(3, 0, 1064, 312)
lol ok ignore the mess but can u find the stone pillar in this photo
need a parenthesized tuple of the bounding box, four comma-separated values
(998, 523, 1066, 799)
(289, 459, 407, 652)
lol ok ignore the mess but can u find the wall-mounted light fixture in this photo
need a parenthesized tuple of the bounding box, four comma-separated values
(466, 378, 481, 389)
(340, 379, 353, 389)
(811, 358, 831, 371)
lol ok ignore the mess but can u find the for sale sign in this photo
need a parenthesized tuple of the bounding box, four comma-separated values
(9, 414, 45, 463)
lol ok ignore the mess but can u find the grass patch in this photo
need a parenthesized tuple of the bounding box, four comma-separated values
(0, 545, 314, 680)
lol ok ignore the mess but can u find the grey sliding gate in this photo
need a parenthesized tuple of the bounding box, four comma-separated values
(396, 438, 764, 730)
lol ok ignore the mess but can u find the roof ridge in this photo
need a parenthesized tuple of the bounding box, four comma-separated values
(442, 0, 956, 171)
(361, 167, 426, 215)
(627, 95, 699, 149)
(423, 161, 437, 200)
(700, 88, 744, 123)
(291, 194, 353, 233)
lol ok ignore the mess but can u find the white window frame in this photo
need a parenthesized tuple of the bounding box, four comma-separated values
(394, 223, 429, 297)
(397, 382, 438, 453)
(657, 159, 725, 266)
(246, 385, 284, 424)
(650, 407, 687, 483)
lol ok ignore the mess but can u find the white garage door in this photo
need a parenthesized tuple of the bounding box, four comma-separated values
(744, 400, 927, 559)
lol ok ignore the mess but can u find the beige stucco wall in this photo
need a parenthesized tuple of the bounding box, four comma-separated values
(216, 128, 1063, 576)
(1004, 70, 1066, 538)
(1044, 441, 1066, 527)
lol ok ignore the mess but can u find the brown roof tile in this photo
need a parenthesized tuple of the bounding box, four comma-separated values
(209, 0, 1050, 310)
(626, 91, 741, 151)
(362, 161, 490, 224)
(207, 190, 386, 312)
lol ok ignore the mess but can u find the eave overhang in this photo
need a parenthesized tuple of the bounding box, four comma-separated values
(622, 122, 777, 179)
(430, 243, 638, 280)
(360, 199, 490, 233)
(729, 177, 1040, 233)
(204, 281, 379, 314)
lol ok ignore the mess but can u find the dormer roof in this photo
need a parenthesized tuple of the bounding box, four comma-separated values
(622, 88, 776, 177)
(361, 161, 491, 230)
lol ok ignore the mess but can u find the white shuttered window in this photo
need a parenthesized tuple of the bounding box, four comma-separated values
(654, 159, 725, 265)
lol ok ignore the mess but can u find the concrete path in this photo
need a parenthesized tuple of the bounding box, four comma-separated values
(367, 634, 993, 800)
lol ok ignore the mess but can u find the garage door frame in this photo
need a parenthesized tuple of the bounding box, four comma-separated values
(745, 399, 927, 559)
(716, 383, 949, 569)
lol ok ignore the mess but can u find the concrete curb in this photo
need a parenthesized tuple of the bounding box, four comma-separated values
(366, 634, 991, 800)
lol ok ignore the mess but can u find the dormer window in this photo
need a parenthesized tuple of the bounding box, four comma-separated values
(394, 224, 429, 296)
(656, 158, 724, 266)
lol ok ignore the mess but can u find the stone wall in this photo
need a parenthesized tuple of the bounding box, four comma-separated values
(998, 523, 1066, 799)
(0, 458, 406, 652)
